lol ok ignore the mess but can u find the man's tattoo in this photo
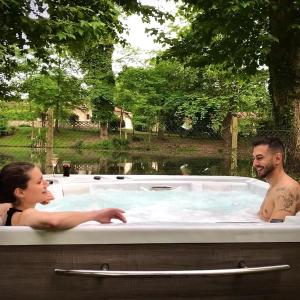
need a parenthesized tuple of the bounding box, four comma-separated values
(276, 187, 297, 213)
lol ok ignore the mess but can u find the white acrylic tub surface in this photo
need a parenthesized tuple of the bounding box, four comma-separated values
(1, 175, 300, 245)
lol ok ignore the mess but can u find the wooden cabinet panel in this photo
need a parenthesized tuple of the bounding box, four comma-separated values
(0, 243, 299, 300)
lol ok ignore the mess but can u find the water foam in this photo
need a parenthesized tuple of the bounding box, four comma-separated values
(37, 189, 262, 223)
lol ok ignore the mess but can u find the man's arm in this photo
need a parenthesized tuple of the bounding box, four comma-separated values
(269, 187, 299, 221)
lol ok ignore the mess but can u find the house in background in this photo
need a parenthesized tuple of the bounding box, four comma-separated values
(113, 107, 133, 131)
(73, 106, 92, 122)
(73, 106, 133, 130)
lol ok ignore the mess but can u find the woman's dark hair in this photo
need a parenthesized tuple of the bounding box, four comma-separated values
(0, 162, 35, 204)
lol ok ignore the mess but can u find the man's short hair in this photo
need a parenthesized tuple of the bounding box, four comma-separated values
(252, 136, 285, 158)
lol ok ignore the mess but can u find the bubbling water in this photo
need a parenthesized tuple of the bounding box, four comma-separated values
(37, 188, 263, 223)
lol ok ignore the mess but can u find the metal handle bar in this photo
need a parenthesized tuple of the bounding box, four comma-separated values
(55, 264, 290, 277)
(150, 186, 173, 190)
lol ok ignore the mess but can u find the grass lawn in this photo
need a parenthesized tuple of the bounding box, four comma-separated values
(53, 128, 100, 147)
(0, 127, 33, 147)
(0, 126, 248, 158)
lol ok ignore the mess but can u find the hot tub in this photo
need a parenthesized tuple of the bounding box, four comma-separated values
(1, 175, 300, 300)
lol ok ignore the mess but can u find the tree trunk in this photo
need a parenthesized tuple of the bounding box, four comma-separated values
(119, 109, 123, 138)
(100, 122, 108, 139)
(269, 1, 300, 154)
(293, 99, 300, 155)
(45, 109, 54, 174)
(222, 112, 232, 150)
(157, 114, 165, 139)
(54, 98, 60, 133)
(157, 122, 165, 139)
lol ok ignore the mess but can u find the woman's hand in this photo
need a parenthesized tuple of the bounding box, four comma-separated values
(94, 208, 127, 224)
(0, 203, 11, 216)
(40, 191, 55, 205)
(0, 203, 11, 225)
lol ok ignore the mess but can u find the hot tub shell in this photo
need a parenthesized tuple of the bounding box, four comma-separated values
(1, 175, 300, 300)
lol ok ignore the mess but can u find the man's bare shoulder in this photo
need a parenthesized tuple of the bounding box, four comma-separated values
(272, 178, 300, 215)
(275, 175, 300, 193)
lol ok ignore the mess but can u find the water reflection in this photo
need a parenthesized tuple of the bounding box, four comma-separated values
(1, 148, 299, 180)
(63, 157, 252, 176)
(0, 148, 254, 177)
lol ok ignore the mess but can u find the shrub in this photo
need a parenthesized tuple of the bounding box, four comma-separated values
(18, 124, 31, 127)
(94, 139, 114, 150)
(0, 125, 17, 136)
(91, 138, 129, 150)
(73, 140, 84, 149)
(131, 135, 144, 142)
(112, 137, 129, 150)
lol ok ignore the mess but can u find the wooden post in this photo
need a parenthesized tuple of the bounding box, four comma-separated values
(230, 114, 238, 175)
(45, 108, 54, 174)
(119, 109, 123, 139)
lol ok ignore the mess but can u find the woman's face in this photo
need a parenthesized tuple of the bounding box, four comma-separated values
(21, 167, 49, 205)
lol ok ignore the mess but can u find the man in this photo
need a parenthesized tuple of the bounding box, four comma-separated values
(252, 136, 300, 222)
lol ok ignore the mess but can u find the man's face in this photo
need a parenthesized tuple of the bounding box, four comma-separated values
(252, 144, 277, 179)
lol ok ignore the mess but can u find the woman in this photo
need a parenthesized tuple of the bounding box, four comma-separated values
(0, 190, 54, 225)
(0, 162, 126, 229)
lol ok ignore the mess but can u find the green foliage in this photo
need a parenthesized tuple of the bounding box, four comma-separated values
(0, 0, 167, 98)
(73, 140, 84, 149)
(90, 137, 129, 150)
(116, 60, 270, 136)
(92, 96, 115, 123)
(31, 128, 47, 148)
(164, 1, 300, 130)
(116, 60, 197, 133)
(0, 114, 17, 136)
(93, 139, 114, 150)
(0, 101, 37, 121)
(165, 0, 293, 73)
(176, 65, 271, 133)
(0, 113, 8, 127)
(22, 69, 86, 125)
(0, 125, 16, 137)
(131, 135, 144, 142)
(79, 44, 115, 99)
(112, 137, 129, 150)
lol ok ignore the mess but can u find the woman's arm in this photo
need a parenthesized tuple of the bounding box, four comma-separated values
(15, 208, 126, 229)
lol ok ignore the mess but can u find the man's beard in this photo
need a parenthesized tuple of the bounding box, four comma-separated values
(256, 161, 275, 179)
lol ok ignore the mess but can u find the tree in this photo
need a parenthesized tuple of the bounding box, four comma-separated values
(116, 61, 191, 137)
(0, 0, 168, 97)
(175, 65, 270, 144)
(23, 70, 85, 131)
(92, 95, 115, 139)
(116, 59, 270, 141)
(165, 1, 300, 149)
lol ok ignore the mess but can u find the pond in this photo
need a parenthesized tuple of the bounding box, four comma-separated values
(0, 147, 299, 180)
(0, 147, 254, 177)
